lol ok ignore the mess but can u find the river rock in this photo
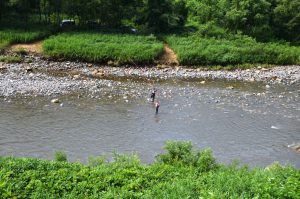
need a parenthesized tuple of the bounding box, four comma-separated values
(92, 69, 105, 77)
(200, 81, 206, 84)
(25, 66, 33, 72)
(51, 98, 60, 103)
(287, 143, 300, 153)
(0, 65, 7, 70)
(73, 74, 80, 79)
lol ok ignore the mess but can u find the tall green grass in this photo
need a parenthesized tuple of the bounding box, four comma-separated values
(43, 33, 164, 64)
(0, 141, 299, 198)
(0, 29, 49, 52)
(167, 35, 300, 66)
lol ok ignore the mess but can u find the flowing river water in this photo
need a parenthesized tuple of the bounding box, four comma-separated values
(0, 77, 299, 168)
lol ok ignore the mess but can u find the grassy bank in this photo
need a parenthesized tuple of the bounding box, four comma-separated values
(166, 35, 300, 66)
(0, 141, 299, 198)
(43, 33, 164, 65)
(0, 29, 49, 52)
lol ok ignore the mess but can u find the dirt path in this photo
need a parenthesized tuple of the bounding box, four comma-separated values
(10, 41, 43, 54)
(158, 44, 179, 66)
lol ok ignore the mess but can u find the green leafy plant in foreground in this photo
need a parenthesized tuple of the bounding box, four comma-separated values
(0, 141, 299, 198)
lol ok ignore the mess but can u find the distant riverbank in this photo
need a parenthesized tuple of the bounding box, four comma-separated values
(0, 55, 299, 97)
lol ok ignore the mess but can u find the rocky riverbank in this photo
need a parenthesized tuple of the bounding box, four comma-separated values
(0, 55, 300, 97)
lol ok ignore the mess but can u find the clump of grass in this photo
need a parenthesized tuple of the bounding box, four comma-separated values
(12, 47, 28, 55)
(0, 141, 299, 198)
(43, 33, 164, 65)
(54, 151, 67, 162)
(0, 55, 22, 63)
(166, 35, 300, 66)
(0, 40, 10, 52)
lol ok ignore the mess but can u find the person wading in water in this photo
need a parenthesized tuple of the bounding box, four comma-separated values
(155, 101, 160, 114)
(150, 88, 157, 102)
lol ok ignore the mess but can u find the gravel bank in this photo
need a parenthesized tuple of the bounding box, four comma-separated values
(0, 55, 299, 97)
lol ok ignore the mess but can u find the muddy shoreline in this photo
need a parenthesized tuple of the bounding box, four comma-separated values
(0, 55, 299, 97)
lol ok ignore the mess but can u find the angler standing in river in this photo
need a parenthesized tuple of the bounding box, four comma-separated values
(150, 88, 157, 102)
(155, 101, 160, 114)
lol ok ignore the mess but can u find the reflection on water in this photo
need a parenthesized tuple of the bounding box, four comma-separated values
(0, 79, 299, 168)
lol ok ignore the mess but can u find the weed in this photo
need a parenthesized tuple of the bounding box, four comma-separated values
(0, 55, 22, 63)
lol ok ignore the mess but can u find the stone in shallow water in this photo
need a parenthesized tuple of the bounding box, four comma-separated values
(51, 98, 60, 103)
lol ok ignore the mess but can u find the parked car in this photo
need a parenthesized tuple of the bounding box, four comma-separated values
(60, 19, 75, 28)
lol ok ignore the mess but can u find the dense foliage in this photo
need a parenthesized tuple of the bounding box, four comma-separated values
(0, 0, 299, 42)
(43, 33, 163, 64)
(167, 35, 300, 65)
(0, 141, 299, 198)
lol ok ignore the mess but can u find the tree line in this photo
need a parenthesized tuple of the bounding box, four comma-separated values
(0, 0, 299, 42)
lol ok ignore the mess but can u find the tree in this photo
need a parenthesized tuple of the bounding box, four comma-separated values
(142, 0, 187, 33)
(0, 0, 10, 23)
(273, 0, 300, 41)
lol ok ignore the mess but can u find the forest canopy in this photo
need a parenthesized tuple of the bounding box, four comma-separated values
(0, 0, 299, 42)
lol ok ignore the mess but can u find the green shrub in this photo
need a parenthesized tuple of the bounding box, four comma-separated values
(54, 151, 67, 162)
(156, 141, 218, 172)
(43, 33, 164, 64)
(156, 141, 198, 165)
(0, 141, 299, 198)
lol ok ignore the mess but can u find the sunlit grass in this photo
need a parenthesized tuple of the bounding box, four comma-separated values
(43, 33, 164, 64)
(167, 35, 300, 66)
(0, 29, 49, 52)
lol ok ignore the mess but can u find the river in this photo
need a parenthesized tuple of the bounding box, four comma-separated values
(0, 78, 299, 168)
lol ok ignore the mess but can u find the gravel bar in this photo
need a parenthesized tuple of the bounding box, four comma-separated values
(0, 55, 299, 97)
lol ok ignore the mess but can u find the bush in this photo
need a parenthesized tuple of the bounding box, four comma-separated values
(156, 141, 218, 172)
(54, 151, 67, 162)
(0, 141, 299, 198)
